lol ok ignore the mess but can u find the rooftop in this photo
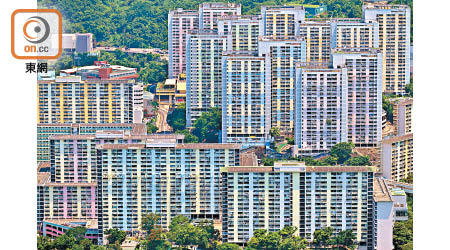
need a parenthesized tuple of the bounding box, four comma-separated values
(43, 219, 98, 229)
(222, 163, 376, 173)
(258, 35, 305, 42)
(49, 133, 184, 141)
(38, 162, 51, 172)
(200, 2, 241, 9)
(391, 188, 407, 196)
(262, 5, 305, 11)
(37, 172, 51, 185)
(332, 48, 381, 54)
(96, 142, 242, 150)
(373, 178, 393, 202)
(218, 15, 261, 21)
(59, 61, 138, 80)
(382, 133, 413, 144)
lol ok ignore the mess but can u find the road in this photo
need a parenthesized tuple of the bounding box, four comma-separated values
(94, 46, 168, 60)
(156, 105, 173, 133)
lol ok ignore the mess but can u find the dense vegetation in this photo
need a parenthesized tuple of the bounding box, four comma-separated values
(167, 104, 221, 143)
(38, 0, 412, 50)
(37, 227, 118, 250)
(263, 142, 372, 166)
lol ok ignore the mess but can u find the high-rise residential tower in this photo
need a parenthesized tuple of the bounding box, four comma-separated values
(332, 48, 383, 147)
(380, 133, 413, 182)
(221, 162, 375, 248)
(218, 15, 263, 52)
(96, 139, 241, 243)
(37, 123, 145, 163)
(168, 8, 199, 79)
(221, 52, 269, 146)
(261, 6, 305, 38)
(186, 30, 231, 127)
(258, 36, 306, 135)
(294, 63, 348, 154)
(363, 4, 411, 95)
(37, 76, 140, 124)
(331, 19, 379, 49)
(300, 20, 332, 63)
(392, 97, 413, 136)
(199, 2, 241, 30)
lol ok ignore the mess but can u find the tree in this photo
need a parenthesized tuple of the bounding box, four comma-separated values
(175, 129, 199, 143)
(393, 223, 413, 249)
(286, 137, 294, 145)
(329, 142, 355, 164)
(262, 157, 274, 166)
(246, 227, 308, 250)
(105, 228, 126, 246)
(167, 102, 186, 131)
(313, 227, 334, 246)
(147, 118, 158, 133)
(383, 95, 394, 123)
(335, 230, 356, 247)
(192, 108, 221, 143)
(37, 236, 53, 250)
(140, 213, 171, 250)
(405, 79, 413, 97)
(217, 242, 241, 250)
(321, 156, 338, 166)
(400, 174, 413, 184)
(142, 213, 161, 233)
(270, 127, 281, 137)
(345, 155, 371, 166)
(52, 234, 77, 250)
(168, 216, 205, 249)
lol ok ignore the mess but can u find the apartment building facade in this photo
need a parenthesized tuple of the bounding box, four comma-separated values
(37, 76, 140, 124)
(221, 162, 375, 249)
(168, 9, 199, 79)
(261, 6, 305, 38)
(294, 63, 348, 153)
(332, 48, 383, 147)
(300, 21, 332, 63)
(218, 15, 263, 52)
(199, 2, 241, 30)
(37, 123, 145, 163)
(95, 140, 241, 244)
(363, 4, 411, 95)
(186, 30, 231, 126)
(331, 19, 379, 49)
(380, 133, 413, 182)
(38, 172, 97, 230)
(258, 36, 307, 135)
(221, 52, 269, 146)
(392, 97, 413, 136)
(49, 132, 180, 184)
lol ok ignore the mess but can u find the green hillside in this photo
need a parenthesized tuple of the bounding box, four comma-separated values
(38, 0, 375, 49)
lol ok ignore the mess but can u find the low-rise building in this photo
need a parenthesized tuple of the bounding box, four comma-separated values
(373, 177, 409, 250)
(155, 77, 187, 108)
(60, 61, 138, 80)
(41, 219, 98, 243)
(62, 33, 94, 53)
